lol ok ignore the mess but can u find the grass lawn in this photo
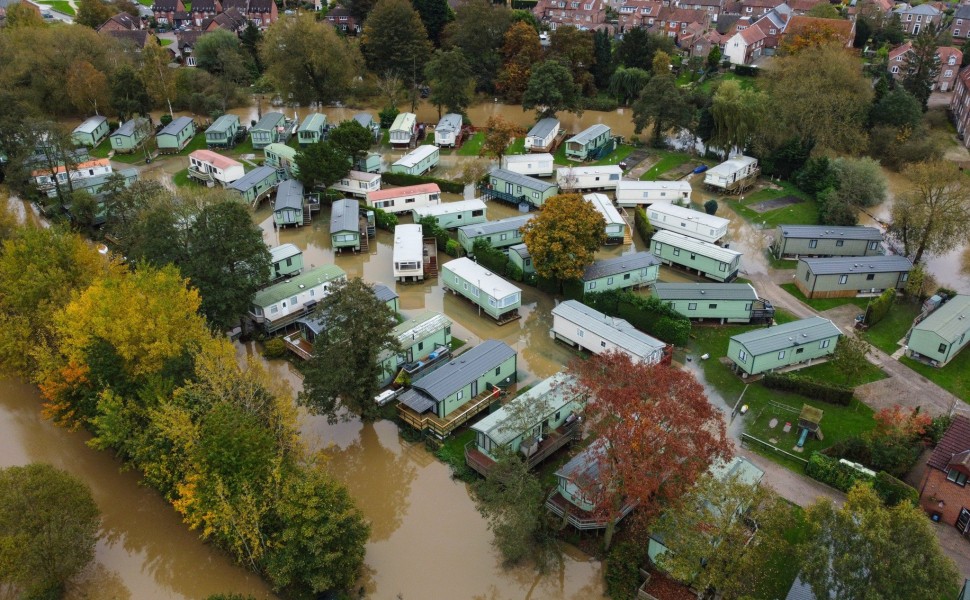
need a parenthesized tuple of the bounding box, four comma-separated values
(226, 138, 256, 157)
(591, 143, 636, 167)
(639, 150, 697, 181)
(434, 428, 476, 481)
(798, 359, 887, 388)
(172, 168, 192, 187)
(901, 353, 970, 402)
(507, 137, 526, 155)
(723, 180, 819, 228)
(457, 132, 485, 156)
(160, 38, 173, 47)
(38, 0, 75, 14)
(863, 301, 920, 354)
(449, 337, 467, 352)
(110, 149, 152, 165)
(779, 283, 872, 312)
(698, 72, 758, 95)
(175, 133, 208, 156)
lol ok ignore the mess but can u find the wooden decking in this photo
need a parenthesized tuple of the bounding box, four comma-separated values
(545, 491, 637, 531)
(423, 237, 438, 278)
(283, 332, 313, 360)
(464, 421, 580, 476)
(397, 387, 503, 439)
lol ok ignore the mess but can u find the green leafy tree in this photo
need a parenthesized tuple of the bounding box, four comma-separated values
(830, 332, 871, 386)
(362, 0, 433, 84)
(522, 60, 583, 118)
(616, 27, 674, 71)
(295, 141, 351, 190)
(710, 78, 769, 154)
(5, 1, 45, 26)
(607, 66, 651, 105)
(549, 25, 596, 94)
(829, 156, 887, 208)
(889, 160, 970, 264)
(239, 21, 264, 74)
(327, 120, 374, 164)
(707, 45, 722, 69)
(592, 28, 614, 90)
(704, 199, 718, 215)
(424, 48, 475, 116)
(818, 187, 859, 226)
(299, 277, 401, 422)
(191, 30, 252, 110)
(870, 87, 923, 130)
(75, 0, 114, 28)
(443, 0, 513, 92)
(521, 194, 605, 285)
(110, 65, 152, 121)
(632, 74, 693, 146)
(496, 21, 543, 103)
(807, 2, 840, 18)
(0, 464, 100, 599)
(902, 25, 944, 110)
(413, 0, 452, 46)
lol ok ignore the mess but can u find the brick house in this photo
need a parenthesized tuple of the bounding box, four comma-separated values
(151, 0, 185, 25)
(243, 0, 277, 27)
(677, 0, 723, 21)
(919, 415, 970, 532)
(324, 6, 361, 34)
(723, 21, 766, 64)
(97, 12, 140, 32)
(893, 3, 941, 36)
(534, 0, 609, 31)
(616, 0, 662, 30)
(191, 0, 221, 26)
(951, 68, 970, 148)
(735, 0, 785, 18)
(889, 43, 963, 92)
(952, 4, 970, 42)
(657, 7, 711, 39)
(203, 7, 247, 32)
(682, 25, 723, 57)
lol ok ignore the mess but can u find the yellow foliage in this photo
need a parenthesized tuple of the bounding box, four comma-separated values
(521, 194, 606, 281)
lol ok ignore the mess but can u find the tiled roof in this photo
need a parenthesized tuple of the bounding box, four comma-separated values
(102, 29, 150, 47)
(739, 23, 767, 43)
(928, 415, 970, 471)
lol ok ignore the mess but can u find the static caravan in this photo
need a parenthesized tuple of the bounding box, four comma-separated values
(187, 149, 245, 186)
(652, 282, 775, 324)
(393, 224, 425, 282)
(379, 311, 454, 385)
(584, 193, 627, 245)
(795, 255, 913, 299)
(581, 251, 660, 293)
(508, 244, 534, 276)
(773, 225, 884, 259)
(297, 113, 327, 146)
(501, 153, 554, 177)
(354, 151, 382, 174)
(156, 116, 196, 154)
(273, 179, 305, 228)
(330, 170, 381, 198)
(551, 300, 666, 364)
(647, 203, 729, 244)
(31, 158, 112, 196)
(373, 283, 400, 313)
(564, 124, 612, 161)
(366, 183, 441, 214)
(269, 243, 303, 280)
(907, 295, 970, 367)
(264, 143, 299, 179)
(727, 316, 842, 377)
(330, 198, 361, 252)
(205, 114, 240, 149)
(704, 155, 759, 192)
(250, 112, 286, 150)
(556, 165, 622, 192)
(650, 230, 742, 282)
(442, 257, 522, 323)
(457, 214, 534, 254)
(615, 180, 692, 208)
(546, 440, 634, 529)
(485, 168, 559, 208)
(352, 112, 381, 141)
(248, 265, 347, 334)
(72, 116, 110, 148)
(525, 118, 560, 152)
(110, 118, 149, 153)
(63, 168, 138, 224)
(434, 113, 463, 147)
(390, 145, 439, 176)
(412, 199, 487, 230)
(229, 165, 279, 206)
(389, 112, 418, 148)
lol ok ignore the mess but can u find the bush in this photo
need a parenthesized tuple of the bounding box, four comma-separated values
(925, 414, 954, 445)
(761, 372, 853, 405)
(472, 238, 510, 275)
(733, 65, 760, 77)
(865, 288, 896, 327)
(582, 96, 619, 112)
(805, 452, 874, 492)
(262, 338, 286, 358)
(372, 207, 398, 231)
(507, 263, 524, 282)
(381, 171, 465, 194)
(703, 199, 718, 215)
(445, 239, 461, 257)
(160, 114, 173, 127)
(823, 436, 873, 466)
(605, 540, 647, 600)
(634, 207, 654, 245)
(873, 471, 919, 506)
(584, 289, 691, 346)
(378, 105, 399, 129)
(418, 216, 451, 253)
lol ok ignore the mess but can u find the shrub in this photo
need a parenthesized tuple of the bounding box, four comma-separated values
(472, 238, 510, 275)
(582, 96, 619, 112)
(262, 338, 286, 359)
(805, 452, 874, 492)
(378, 105, 399, 129)
(823, 436, 873, 466)
(605, 540, 647, 600)
(703, 199, 718, 215)
(761, 372, 853, 406)
(865, 288, 896, 327)
(445, 239, 461, 257)
(925, 414, 954, 445)
(381, 171, 464, 194)
(873, 471, 919, 506)
(160, 114, 173, 127)
(371, 207, 397, 231)
(733, 65, 760, 77)
(633, 207, 654, 245)
(507, 263, 524, 282)
(584, 289, 691, 346)
(418, 216, 451, 252)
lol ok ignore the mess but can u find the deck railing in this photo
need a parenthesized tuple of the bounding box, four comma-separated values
(398, 387, 503, 439)
(464, 422, 580, 476)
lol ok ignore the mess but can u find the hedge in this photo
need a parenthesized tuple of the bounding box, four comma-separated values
(634, 207, 654, 245)
(371, 206, 397, 232)
(381, 171, 464, 194)
(873, 471, 918, 506)
(761, 372, 853, 406)
(733, 65, 760, 77)
(805, 452, 873, 493)
(472, 238, 510, 275)
(605, 540, 648, 600)
(583, 289, 691, 346)
(418, 216, 451, 254)
(865, 288, 895, 327)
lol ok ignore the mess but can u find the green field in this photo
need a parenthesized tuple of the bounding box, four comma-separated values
(175, 132, 208, 156)
(779, 283, 872, 312)
(506, 137, 525, 155)
(639, 150, 698, 181)
(160, 38, 173, 47)
(862, 301, 920, 354)
(457, 132, 485, 156)
(38, 0, 75, 14)
(172, 168, 192, 188)
(698, 72, 758, 95)
(901, 352, 970, 402)
(723, 180, 819, 228)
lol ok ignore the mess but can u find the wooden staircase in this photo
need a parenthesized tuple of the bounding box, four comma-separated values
(423, 237, 438, 278)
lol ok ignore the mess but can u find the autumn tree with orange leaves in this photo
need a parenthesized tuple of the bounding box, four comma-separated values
(569, 351, 732, 549)
(496, 22, 543, 103)
(479, 115, 524, 163)
(521, 194, 605, 286)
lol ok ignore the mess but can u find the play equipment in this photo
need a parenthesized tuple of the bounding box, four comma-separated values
(797, 427, 809, 448)
(796, 404, 824, 448)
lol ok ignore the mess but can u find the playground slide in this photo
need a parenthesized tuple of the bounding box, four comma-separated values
(797, 427, 809, 448)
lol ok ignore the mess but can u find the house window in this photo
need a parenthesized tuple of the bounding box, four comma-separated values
(738, 349, 747, 361)
(839, 275, 848, 285)
(891, 66, 899, 74)
(869, 241, 878, 250)
(916, 14, 921, 22)
(577, 328, 584, 337)
(719, 263, 727, 272)
(690, 253, 696, 260)
(601, 340, 607, 348)
(745, 302, 752, 311)
(939, 342, 949, 354)
(809, 239, 818, 248)
(289, 296, 298, 305)
(457, 390, 464, 401)
(673, 248, 681, 256)
(946, 70, 954, 78)
(947, 468, 968, 486)
(709, 303, 717, 309)
(796, 347, 804, 354)
(836, 240, 844, 247)
(745, 6, 751, 11)
(607, 277, 614, 285)
(588, 281, 596, 290)
(495, 366, 501, 376)
(902, 273, 909, 282)
(866, 273, 875, 281)
(778, 350, 786, 359)
(950, 56, 958, 65)
(624, 273, 631, 280)
(269, 305, 279, 314)
(418, 341, 424, 351)
(820, 339, 831, 349)
(688, 302, 697, 310)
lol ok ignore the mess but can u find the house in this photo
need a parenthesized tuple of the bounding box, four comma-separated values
(650, 230, 742, 282)
(584, 193, 628, 245)
(236, 0, 277, 27)
(269, 243, 303, 280)
(533, 0, 608, 31)
(615, 0, 663, 30)
(551, 299, 666, 363)
(615, 180, 692, 208)
(653, 282, 775, 323)
(151, 0, 186, 25)
(205, 114, 240, 148)
(71, 116, 110, 148)
(564, 124, 612, 161)
(545, 439, 637, 530)
(781, 15, 854, 49)
(297, 113, 327, 146)
(190, 0, 221, 26)
(373, 282, 400, 313)
(378, 311, 454, 385)
(366, 183, 440, 214)
(703, 155, 759, 192)
(248, 264, 346, 333)
(393, 224, 425, 282)
(738, 0, 786, 17)
(773, 225, 883, 259)
(525, 118, 560, 152)
(952, 4, 970, 42)
(442, 257, 522, 323)
(228, 165, 279, 206)
(556, 165, 623, 192)
(918, 415, 970, 529)
(952, 68, 970, 149)
(330, 198, 361, 252)
(101, 29, 154, 50)
(457, 214, 534, 254)
(657, 6, 712, 41)
(582, 252, 661, 293)
(390, 145, 439, 176)
(434, 113, 463, 147)
(893, 3, 940, 35)
(465, 373, 585, 476)
(509, 244, 535, 276)
(397, 339, 517, 438)
(155, 116, 196, 154)
(250, 112, 286, 150)
(483, 168, 559, 209)
(324, 6, 360, 33)
(889, 43, 963, 91)
(264, 143, 299, 179)
(175, 30, 202, 66)
(906, 295, 970, 367)
(96, 12, 139, 32)
(109, 118, 149, 154)
(273, 179, 305, 228)
(727, 316, 842, 377)
(389, 112, 418, 148)
(724, 26, 767, 65)
(412, 199, 487, 230)
(187, 149, 245, 187)
(352, 112, 381, 141)
(330, 170, 381, 198)
(794, 255, 913, 299)
(500, 153, 555, 177)
(647, 203, 729, 244)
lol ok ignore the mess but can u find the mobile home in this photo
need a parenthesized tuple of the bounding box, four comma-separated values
(228, 165, 279, 206)
(584, 193, 627, 245)
(581, 252, 660, 293)
(704, 155, 759, 192)
(773, 225, 884, 259)
(390, 144, 439, 176)
(248, 264, 347, 334)
(379, 311, 454, 385)
(525, 118, 560, 152)
(250, 112, 286, 150)
(330, 198, 361, 252)
(434, 113, 463, 147)
(269, 243, 303, 280)
(273, 179, 305, 228)
(412, 199, 487, 229)
(204, 114, 240, 149)
(650, 230, 742, 282)
(508, 244, 534, 276)
(297, 113, 327, 146)
(72, 116, 110, 148)
(31, 158, 112, 196)
(264, 143, 299, 179)
(556, 165, 623, 192)
(366, 183, 440, 214)
(187, 149, 245, 187)
(457, 214, 534, 254)
(110, 118, 149, 153)
(647, 203, 729, 244)
(389, 112, 418, 148)
(727, 316, 842, 377)
(484, 168, 558, 209)
(615, 180, 693, 208)
(155, 116, 196, 154)
(501, 153, 554, 177)
(442, 257, 522, 323)
(564, 124, 612, 161)
(795, 256, 913, 299)
(545, 439, 635, 529)
(907, 295, 970, 367)
(551, 300, 666, 364)
(393, 224, 425, 282)
(352, 113, 381, 141)
(652, 282, 775, 324)
(330, 170, 381, 198)
(354, 151, 382, 174)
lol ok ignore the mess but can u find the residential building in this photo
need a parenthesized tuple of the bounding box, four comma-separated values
(175, 30, 202, 66)
(650, 230, 742, 282)
(71, 116, 110, 148)
(509, 244, 535, 276)
(525, 118, 560, 152)
(354, 151, 382, 173)
(201, 8, 248, 32)
(351, 112, 381, 141)
(545, 439, 637, 530)
(330, 170, 381, 199)
(919, 415, 970, 530)
(324, 6, 360, 33)
(773, 225, 883, 259)
(795, 255, 913, 299)
(727, 316, 841, 376)
(97, 12, 140, 32)
(584, 193, 628, 244)
(393, 224, 425, 282)
(906, 295, 970, 367)
(564, 124, 612, 161)
(581, 252, 660, 293)
(893, 3, 940, 35)
(269, 243, 303, 280)
(248, 264, 347, 333)
(889, 43, 963, 91)
(59, 168, 138, 225)
(533, 0, 608, 31)
(724, 25, 767, 65)
(652, 282, 775, 323)
(151, 0, 186, 25)
(551, 300, 667, 364)
(249, 112, 286, 150)
(264, 143, 299, 179)
(703, 155, 759, 192)
(330, 198, 361, 252)
(378, 311, 453, 385)
(952, 68, 970, 148)
(647, 202, 729, 244)
(221, 0, 277, 27)
(483, 168, 559, 209)
(737, 0, 785, 18)
(228, 165, 279, 206)
(31, 159, 130, 200)
(205, 114, 240, 148)
(389, 112, 418, 148)
(615, 0, 663, 31)
(109, 118, 149, 153)
(501, 153, 555, 177)
(556, 165, 623, 192)
(952, 4, 970, 42)
(442, 257, 522, 323)
(187, 149, 245, 187)
(191, 0, 220, 26)
(365, 183, 441, 214)
(457, 214, 534, 254)
(390, 145, 440, 176)
(156, 116, 196, 154)
(297, 113, 327, 146)
(780, 15, 854, 49)
(434, 113, 463, 147)
(615, 180, 692, 208)
(657, 6, 712, 41)
(101, 29, 153, 50)
(412, 199, 487, 230)
(273, 179, 305, 228)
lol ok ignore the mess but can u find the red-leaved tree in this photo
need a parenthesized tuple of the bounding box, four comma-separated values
(569, 351, 732, 549)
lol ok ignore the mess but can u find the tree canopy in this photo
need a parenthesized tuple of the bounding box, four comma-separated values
(496, 21, 542, 103)
(361, 0, 433, 83)
(889, 160, 970, 263)
(425, 49, 475, 116)
(521, 194, 605, 282)
(522, 60, 582, 118)
(443, 0, 513, 92)
(632, 74, 693, 146)
(295, 141, 351, 190)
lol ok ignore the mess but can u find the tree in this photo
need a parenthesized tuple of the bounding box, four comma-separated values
(443, 0, 513, 92)
(521, 194, 605, 284)
(239, 21, 263, 73)
(0, 464, 100, 599)
(863, 405, 932, 476)
(570, 352, 731, 549)
(424, 49, 474, 116)
(632, 74, 693, 146)
(5, 1, 45, 26)
(704, 199, 718, 215)
(194, 30, 253, 110)
(707, 45, 722, 69)
(889, 161, 970, 264)
(818, 187, 859, 226)
(829, 156, 887, 208)
(607, 66, 651, 105)
(807, 2, 840, 18)
(109, 65, 152, 121)
(522, 60, 583, 118)
(831, 332, 871, 386)
(902, 25, 943, 110)
(295, 141, 351, 190)
(904, 262, 936, 301)
(616, 27, 674, 71)
(75, 0, 114, 28)
(327, 120, 374, 164)
(592, 28, 614, 90)
(652, 50, 671, 75)
(67, 59, 109, 116)
(412, 0, 451, 46)
(710, 78, 769, 154)
(549, 26, 596, 93)
(299, 278, 401, 422)
(780, 22, 851, 54)
(361, 0, 433, 90)
(870, 87, 923, 130)
(142, 37, 178, 116)
(802, 484, 957, 600)
(479, 115, 524, 163)
(260, 15, 360, 105)
(496, 21, 543, 103)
